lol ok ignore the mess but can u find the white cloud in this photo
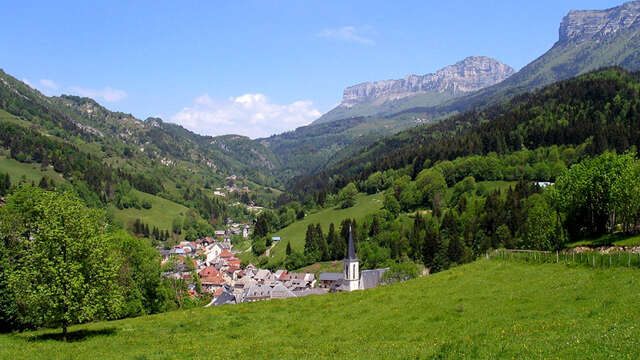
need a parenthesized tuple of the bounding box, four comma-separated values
(171, 93, 322, 139)
(69, 86, 127, 102)
(317, 25, 375, 45)
(39, 79, 59, 89)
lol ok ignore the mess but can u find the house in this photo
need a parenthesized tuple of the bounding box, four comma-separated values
(242, 225, 250, 238)
(274, 270, 287, 281)
(198, 266, 219, 278)
(227, 257, 242, 268)
(212, 290, 237, 306)
(243, 285, 272, 302)
(219, 249, 233, 259)
(293, 288, 329, 297)
(214, 230, 226, 238)
(360, 268, 389, 290)
(270, 284, 297, 300)
(272, 236, 281, 242)
(318, 273, 343, 289)
(170, 247, 185, 256)
(253, 269, 272, 283)
(159, 250, 170, 262)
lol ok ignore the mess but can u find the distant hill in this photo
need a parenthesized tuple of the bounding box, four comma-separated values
(0, 69, 281, 234)
(315, 56, 514, 124)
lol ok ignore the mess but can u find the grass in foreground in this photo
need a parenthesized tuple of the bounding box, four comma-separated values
(2, 260, 639, 359)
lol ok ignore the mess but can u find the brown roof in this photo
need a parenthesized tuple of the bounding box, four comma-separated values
(220, 249, 233, 258)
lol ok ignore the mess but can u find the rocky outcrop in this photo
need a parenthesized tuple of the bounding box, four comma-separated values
(559, 1, 640, 44)
(340, 56, 514, 107)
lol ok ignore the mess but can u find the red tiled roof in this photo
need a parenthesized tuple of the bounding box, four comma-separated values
(213, 288, 223, 297)
(198, 266, 219, 278)
(220, 249, 233, 258)
(227, 257, 241, 265)
(201, 274, 225, 286)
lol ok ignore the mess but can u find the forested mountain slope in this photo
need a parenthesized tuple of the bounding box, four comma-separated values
(0, 70, 281, 188)
(263, 1, 640, 184)
(291, 67, 640, 197)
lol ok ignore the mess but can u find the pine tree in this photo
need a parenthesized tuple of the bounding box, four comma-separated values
(447, 235, 465, 264)
(422, 217, 440, 270)
(304, 224, 317, 258)
(315, 224, 329, 261)
(331, 222, 347, 260)
(286, 241, 292, 255)
(369, 216, 380, 237)
(133, 219, 142, 235)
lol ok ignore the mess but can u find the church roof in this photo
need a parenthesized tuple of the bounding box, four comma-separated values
(347, 226, 357, 260)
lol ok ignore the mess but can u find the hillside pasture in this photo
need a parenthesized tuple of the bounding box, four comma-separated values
(1, 260, 639, 359)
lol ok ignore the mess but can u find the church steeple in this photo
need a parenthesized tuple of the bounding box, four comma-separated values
(343, 226, 360, 291)
(347, 226, 357, 260)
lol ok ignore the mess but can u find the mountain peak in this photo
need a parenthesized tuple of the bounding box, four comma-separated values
(559, 1, 640, 44)
(340, 56, 514, 108)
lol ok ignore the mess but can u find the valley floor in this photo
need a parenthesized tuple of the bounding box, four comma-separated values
(1, 260, 639, 359)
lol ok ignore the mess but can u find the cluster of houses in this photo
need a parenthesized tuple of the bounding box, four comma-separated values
(160, 227, 389, 306)
(161, 237, 324, 306)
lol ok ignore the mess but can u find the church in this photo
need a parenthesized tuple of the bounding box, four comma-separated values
(318, 227, 388, 292)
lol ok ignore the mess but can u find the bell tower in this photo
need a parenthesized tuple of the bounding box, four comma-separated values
(343, 226, 360, 291)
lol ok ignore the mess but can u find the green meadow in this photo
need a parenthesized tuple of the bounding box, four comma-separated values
(109, 189, 189, 235)
(1, 260, 639, 359)
(261, 192, 384, 263)
(0, 156, 65, 184)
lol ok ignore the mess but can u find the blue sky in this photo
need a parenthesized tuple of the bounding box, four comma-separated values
(1, 0, 624, 138)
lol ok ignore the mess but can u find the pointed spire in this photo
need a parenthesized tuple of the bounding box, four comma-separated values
(347, 225, 357, 260)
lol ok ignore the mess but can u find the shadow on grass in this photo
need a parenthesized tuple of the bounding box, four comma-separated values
(26, 327, 118, 342)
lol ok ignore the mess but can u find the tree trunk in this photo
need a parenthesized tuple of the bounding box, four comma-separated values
(62, 322, 67, 342)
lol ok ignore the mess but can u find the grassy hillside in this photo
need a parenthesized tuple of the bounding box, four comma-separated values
(2, 260, 639, 359)
(0, 156, 66, 184)
(109, 189, 189, 235)
(264, 192, 383, 263)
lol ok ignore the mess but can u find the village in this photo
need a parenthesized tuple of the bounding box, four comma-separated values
(159, 220, 389, 306)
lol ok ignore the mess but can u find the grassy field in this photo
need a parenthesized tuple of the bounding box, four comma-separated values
(109, 189, 189, 235)
(1, 260, 639, 359)
(254, 192, 384, 264)
(0, 156, 66, 184)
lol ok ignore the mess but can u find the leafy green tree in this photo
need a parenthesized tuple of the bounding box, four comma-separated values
(338, 182, 358, 209)
(522, 194, 562, 251)
(383, 192, 401, 217)
(416, 169, 447, 205)
(2, 186, 123, 340)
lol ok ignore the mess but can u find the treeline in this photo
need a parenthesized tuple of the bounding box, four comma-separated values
(276, 151, 640, 274)
(292, 67, 640, 200)
(0, 186, 202, 335)
(132, 219, 171, 242)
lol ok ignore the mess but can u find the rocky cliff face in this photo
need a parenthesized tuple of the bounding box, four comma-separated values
(340, 56, 515, 107)
(559, 1, 640, 44)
